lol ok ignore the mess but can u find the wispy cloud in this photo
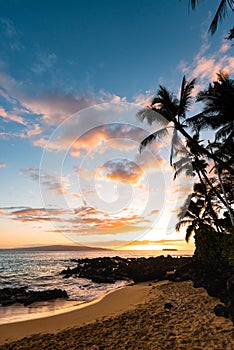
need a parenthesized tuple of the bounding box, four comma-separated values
(10, 207, 68, 222)
(179, 39, 234, 92)
(31, 52, 57, 75)
(0, 203, 148, 238)
(0, 162, 6, 168)
(0, 106, 28, 125)
(0, 17, 24, 51)
(22, 167, 81, 198)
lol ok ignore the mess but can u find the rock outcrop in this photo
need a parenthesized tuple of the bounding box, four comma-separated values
(0, 287, 68, 306)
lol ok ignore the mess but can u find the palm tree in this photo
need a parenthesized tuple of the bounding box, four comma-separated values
(187, 72, 234, 225)
(189, 72, 234, 157)
(189, 0, 234, 36)
(176, 182, 221, 242)
(138, 74, 234, 232)
(138, 75, 234, 175)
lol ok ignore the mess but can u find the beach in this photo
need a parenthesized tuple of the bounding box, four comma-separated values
(0, 281, 233, 349)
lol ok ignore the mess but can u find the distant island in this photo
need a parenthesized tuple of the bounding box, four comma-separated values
(162, 248, 178, 251)
(0, 245, 109, 252)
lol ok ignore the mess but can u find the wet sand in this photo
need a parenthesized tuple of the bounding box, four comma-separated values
(0, 281, 233, 349)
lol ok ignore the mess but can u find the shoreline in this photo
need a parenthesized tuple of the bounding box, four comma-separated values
(0, 282, 134, 325)
(0, 280, 233, 349)
(0, 281, 156, 345)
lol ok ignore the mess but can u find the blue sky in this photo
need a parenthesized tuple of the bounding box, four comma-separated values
(0, 0, 233, 249)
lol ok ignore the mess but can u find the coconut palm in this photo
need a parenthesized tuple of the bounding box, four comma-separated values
(189, 0, 234, 36)
(139, 75, 234, 175)
(188, 72, 234, 158)
(187, 72, 234, 224)
(176, 182, 222, 242)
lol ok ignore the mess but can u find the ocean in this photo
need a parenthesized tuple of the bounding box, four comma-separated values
(0, 249, 193, 324)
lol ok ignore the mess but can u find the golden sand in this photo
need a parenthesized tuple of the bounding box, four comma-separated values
(0, 281, 233, 349)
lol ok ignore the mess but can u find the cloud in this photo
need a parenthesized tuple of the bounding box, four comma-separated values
(22, 167, 81, 198)
(149, 209, 159, 216)
(97, 159, 144, 184)
(10, 207, 68, 222)
(132, 90, 154, 106)
(0, 106, 27, 125)
(0, 68, 129, 130)
(1, 203, 148, 238)
(0, 17, 23, 51)
(31, 52, 57, 75)
(125, 239, 185, 247)
(0, 162, 6, 168)
(23, 92, 96, 126)
(72, 205, 142, 230)
(179, 39, 234, 92)
(26, 124, 42, 137)
(43, 123, 148, 157)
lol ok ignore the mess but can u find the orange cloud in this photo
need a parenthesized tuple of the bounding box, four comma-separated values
(96, 159, 144, 184)
(125, 239, 185, 247)
(11, 207, 68, 222)
(70, 124, 146, 157)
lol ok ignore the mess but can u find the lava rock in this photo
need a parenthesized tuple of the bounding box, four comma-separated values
(214, 304, 229, 318)
(0, 287, 68, 306)
(164, 303, 173, 310)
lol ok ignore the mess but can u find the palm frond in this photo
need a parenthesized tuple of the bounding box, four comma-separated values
(209, 0, 228, 35)
(177, 194, 193, 221)
(178, 76, 196, 119)
(190, 0, 202, 10)
(185, 223, 196, 242)
(136, 107, 168, 126)
(175, 219, 193, 232)
(215, 123, 234, 141)
(139, 127, 169, 153)
(156, 85, 178, 121)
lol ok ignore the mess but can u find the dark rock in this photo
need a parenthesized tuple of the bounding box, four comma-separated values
(23, 289, 68, 306)
(0, 287, 68, 306)
(91, 276, 116, 284)
(214, 304, 229, 318)
(226, 274, 234, 322)
(59, 256, 193, 284)
(164, 303, 173, 310)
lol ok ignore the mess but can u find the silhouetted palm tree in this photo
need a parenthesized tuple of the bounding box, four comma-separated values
(188, 72, 234, 156)
(187, 72, 234, 224)
(139, 75, 234, 175)
(189, 0, 234, 36)
(176, 182, 221, 242)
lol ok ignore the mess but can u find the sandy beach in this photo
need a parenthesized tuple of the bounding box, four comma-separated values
(0, 280, 233, 349)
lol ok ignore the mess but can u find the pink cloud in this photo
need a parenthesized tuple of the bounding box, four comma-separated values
(0, 162, 6, 168)
(39, 123, 147, 157)
(180, 40, 234, 90)
(0, 106, 27, 125)
(10, 207, 68, 223)
(26, 124, 42, 137)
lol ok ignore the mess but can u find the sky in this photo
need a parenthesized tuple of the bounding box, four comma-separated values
(0, 0, 233, 249)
